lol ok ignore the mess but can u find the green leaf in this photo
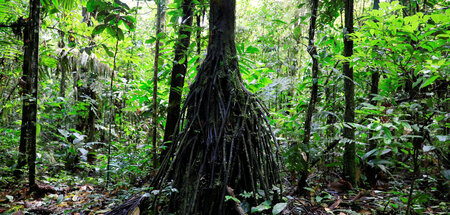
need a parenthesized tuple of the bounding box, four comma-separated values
(412, 76, 423, 89)
(114, 0, 130, 10)
(246, 46, 260, 54)
(92, 24, 107, 35)
(86, 0, 99, 12)
(436, 135, 449, 142)
(272, 203, 287, 215)
(102, 44, 114, 57)
(58, 129, 70, 138)
(294, 26, 302, 38)
(225, 195, 240, 203)
(156, 32, 165, 40)
(422, 145, 435, 152)
(442, 169, 450, 180)
(106, 26, 117, 37)
(56, 194, 64, 203)
(122, 15, 137, 30)
(251, 200, 271, 213)
(104, 14, 116, 24)
(420, 75, 439, 89)
(145, 37, 156, 44)
(49, 7, 60, 14)
(382, 127, 392, 139)
(362, 148, 377, 160)
(272, 19, 286, 24)
(117, 28, 124, 40)
(36, 123, 41, 136)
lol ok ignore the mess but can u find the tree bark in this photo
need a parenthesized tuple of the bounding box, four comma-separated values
(57, 29, 67, 98)
(368, 0, 380, 151)
(18, 0, 40, 189)
(15, 20, 31, 178)
(151, 0, 280, 213)
(162, 0, 194, 158)
(297, 0, 319, 194)
(373, 0, 379, 10)
(343, 0, 356, 185)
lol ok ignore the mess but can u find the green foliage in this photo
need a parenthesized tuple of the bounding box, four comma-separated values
(251, 200, 271, 213)
(88, 0, 136, 41)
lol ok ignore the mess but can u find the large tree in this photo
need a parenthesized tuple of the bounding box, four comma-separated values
(152, 0, 280, 214)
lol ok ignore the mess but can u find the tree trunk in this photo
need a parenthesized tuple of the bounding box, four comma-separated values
(58, 29, 67, 98)
(151, 0, 280, 214)
(297, 0, 319, 195)
(18, 0, 40, 189)
(162, 0, 194, 158)
(368, 0, 380, 151)
(152, 0, 166, 166)
(15, 19, 31, 178)
(196, 13, 202, 56)
(343, 0, 356, 185)
(373, 0, 379, 10)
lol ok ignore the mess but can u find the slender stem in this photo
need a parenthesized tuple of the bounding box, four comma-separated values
(406, 146, 418, 215)
(152, 0, 165, 167)
(106, 22, 120, 189)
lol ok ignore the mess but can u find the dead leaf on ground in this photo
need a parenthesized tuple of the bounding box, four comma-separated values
(328, 197, 342, 210)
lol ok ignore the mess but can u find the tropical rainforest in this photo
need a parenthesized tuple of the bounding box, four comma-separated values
(0, 0, 449, 214)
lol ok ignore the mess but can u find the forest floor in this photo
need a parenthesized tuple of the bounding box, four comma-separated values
(0, 167, 448, 214)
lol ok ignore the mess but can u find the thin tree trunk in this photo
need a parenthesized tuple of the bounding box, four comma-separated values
(297, 0, 319, 194)
(368, 0, 380, 151)
(19, 0, 40, 189)
(196, 3, 204, 57)
(196, 16, 201, 55)
(162, 0, 194, 158)
(373, 0, 379, 10)
(152, 0, 167, 166)
(15, 20, 31, 178)
(343, 0, 356, 185)
(106, 25, 120, 187)
(58, 28, 67, 98)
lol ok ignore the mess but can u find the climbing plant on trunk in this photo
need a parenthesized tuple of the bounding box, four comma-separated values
(152, 0, 281, 214)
